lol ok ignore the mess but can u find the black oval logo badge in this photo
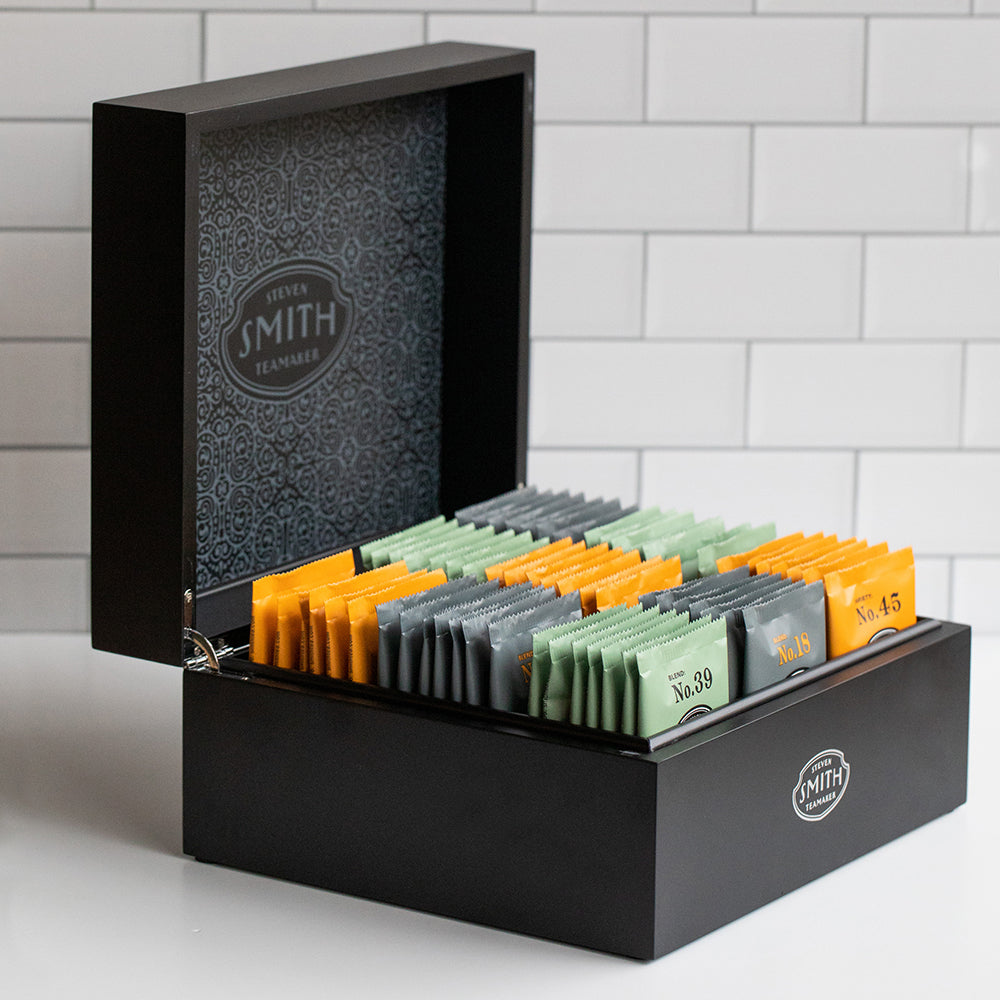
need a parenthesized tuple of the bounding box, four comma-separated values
(220, 260, 354, 400)
(793, 749, 850, 822)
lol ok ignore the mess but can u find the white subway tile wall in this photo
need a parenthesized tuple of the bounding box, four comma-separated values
(647, 17, 865, 123)
(864, 236, 1000, 339)
(645, 235, 861, 339)
(970, 128, 1000, 231)
(867, 18, 1000, 123)
(963, 344, 1000, 447)
(0, 4, 995, 630)
(752, 126, 968, 232)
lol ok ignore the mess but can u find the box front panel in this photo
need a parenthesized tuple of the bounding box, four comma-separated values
(652, 621, 970, 957)
(183, 668, 657, 958)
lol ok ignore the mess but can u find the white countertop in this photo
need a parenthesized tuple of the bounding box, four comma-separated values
(1, 631, 997, 999)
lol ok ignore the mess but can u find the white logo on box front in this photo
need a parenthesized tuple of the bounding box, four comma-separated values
(793, 749, 850, 822)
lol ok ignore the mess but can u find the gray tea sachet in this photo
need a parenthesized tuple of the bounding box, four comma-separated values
(553, 505, 640, 545)
(447, 581, 550, 701)
(417, 582, 535, 698)
(742, 580, 826, 694)
(464, 586, 562, 706)
(488, 593, 582, 713)
(429, 569, 545, 699)
(502, 492, 585, 535)
(454, 486, 538, 526)
(394, 579, 506, 692)
(376, 576, 491, 688)
(472, 490, 569, 532)
(641, 564, 751, 611)
(668, 570, 779, 616)
(687, 575, 798, 697)
(532, 498, 629, 542)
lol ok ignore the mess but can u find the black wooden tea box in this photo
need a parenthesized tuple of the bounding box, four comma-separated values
(90, 42, 971, 961)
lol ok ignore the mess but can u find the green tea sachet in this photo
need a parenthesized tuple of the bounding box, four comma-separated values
(528, 605, 637, 718)
(575, 607, 675, 727)
(584, 506, 664, 548)
(635, 617, 730, 737)
(600, 611, 690, 732)
(568, 607, 663, 725)
(696, 523, 776, 577)
(359, 514, 447, 570)
(542, 605, 646, 723)
(641, 516, 726, 580)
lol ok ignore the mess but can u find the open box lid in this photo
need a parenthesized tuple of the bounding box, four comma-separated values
(91, 42, 534, 667)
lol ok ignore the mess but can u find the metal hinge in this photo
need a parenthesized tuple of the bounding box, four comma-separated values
(182, 590, 235, 671)
(183, 627, 235, 672)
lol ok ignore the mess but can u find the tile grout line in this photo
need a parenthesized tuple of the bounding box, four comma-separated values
(965, 126, 974, 231)
(0, 444, 90, 452)
(743, 342, 752, 448)
(526, 442, 1000, 454)
(641, 15, 649, 124)
(639, 232, 649, 339)
(861, 16, 869, 125)
(199, 11, 207, 84)
(0, 553, 90, 561)
(958, 340, 969, 447)
(857, 235, 867, 339)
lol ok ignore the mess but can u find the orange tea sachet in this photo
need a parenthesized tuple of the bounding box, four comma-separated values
(250, 548, 355, 666)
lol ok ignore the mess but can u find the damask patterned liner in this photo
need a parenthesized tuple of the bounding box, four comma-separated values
(196, 91, 448, 591)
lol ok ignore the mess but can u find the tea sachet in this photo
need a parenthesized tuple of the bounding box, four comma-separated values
(376, 576, 494, 689)
(635, 617, 729, 737)
(250, 548, 355, 665)
(824, 548, 916, 657)
(742, 580, 827, 692)
(488, 593, 583, 712)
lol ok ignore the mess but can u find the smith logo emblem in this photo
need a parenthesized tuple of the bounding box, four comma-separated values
(793, 749, 850, 822)
(220, 260, 354, 399)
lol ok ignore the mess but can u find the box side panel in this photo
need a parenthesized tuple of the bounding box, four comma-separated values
(653, 622, 971, 957)
(440, 70, 531, 511)
(183, 669, 656, 958)
(91, 105, 189, 666)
